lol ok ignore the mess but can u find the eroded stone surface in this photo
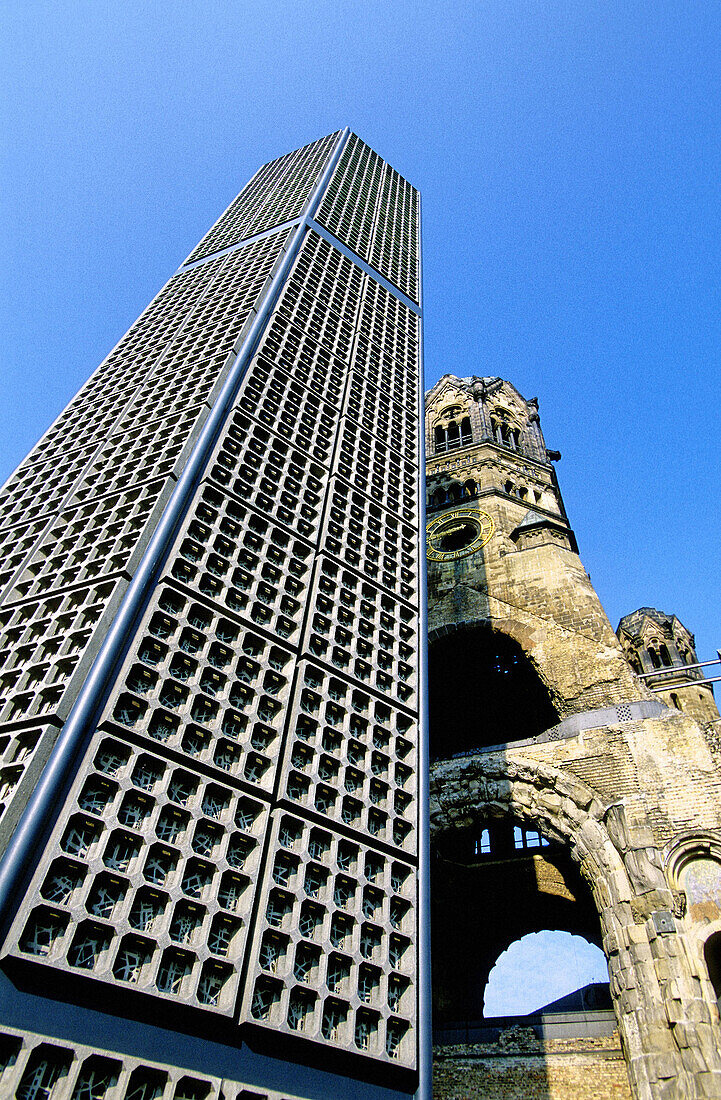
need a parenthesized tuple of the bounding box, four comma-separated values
(426, 376, 721, 1100)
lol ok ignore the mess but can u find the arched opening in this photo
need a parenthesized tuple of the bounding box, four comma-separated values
(484, 930, 609, 1016)
(431, 817, 605, 1032)
(463, 479, 477, 499)
(460, 416, 472, 445)
(704, 932, 721, 1009)
(649, 647, 661, 669)
(447, 421, 460, 448)
(670, 692, 682, 710)
(485, 931, 609, 1018)
(434, 424, 446, 452)
(447, 481, 462, 503)
(429, 625, 559, 759)
(659, 644, 672, 667)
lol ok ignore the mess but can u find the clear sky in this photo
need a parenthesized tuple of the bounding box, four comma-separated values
(484, 931, 608, 1016)
(3, 2, 719, 664)
(1, 2, 719, 1007)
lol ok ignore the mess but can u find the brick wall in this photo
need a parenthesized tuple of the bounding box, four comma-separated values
(433, 1033, 632, 1100)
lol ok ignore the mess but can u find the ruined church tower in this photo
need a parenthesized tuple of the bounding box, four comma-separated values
(426, 374, 721, 1100)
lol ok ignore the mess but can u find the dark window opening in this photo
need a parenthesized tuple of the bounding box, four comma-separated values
(705, 932, 721, 1008)
(435, 818, 556, 864)
(429, 626, 559, 758)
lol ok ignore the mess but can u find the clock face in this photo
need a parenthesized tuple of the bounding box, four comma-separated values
(426, 507, 495, 562)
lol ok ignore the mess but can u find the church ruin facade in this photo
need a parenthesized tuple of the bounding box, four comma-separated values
(426, 374, 721, 1100)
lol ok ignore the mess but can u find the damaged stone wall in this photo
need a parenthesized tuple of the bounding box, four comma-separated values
(433, 1029, 632, 1100)
(426, 376, 721, 1099)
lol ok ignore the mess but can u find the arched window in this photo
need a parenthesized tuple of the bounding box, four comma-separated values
(446, 421, 460, 449)
(430, 488, 446, 509)
(434, 425, 446, 453)
(463, 479, 477, 499)
(659, 644, 672, 667)
(648, 647, 661, 669)
(670, 693, 682, 710)
(460, 416, 472, 444)
(492, 413, 521, 451)
(447, 482, 462, 502)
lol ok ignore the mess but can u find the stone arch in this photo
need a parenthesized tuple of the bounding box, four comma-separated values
(432, 811, 605, 1024)
(429, 753, 721, 1100)
(666, 832, 721, 1017)
(431, 756, 635, 918)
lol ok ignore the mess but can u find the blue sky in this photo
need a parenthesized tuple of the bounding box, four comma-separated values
(1, 1, 719, 1009)
(484, 931, 607, 1016)
(3, 2, 719, 663)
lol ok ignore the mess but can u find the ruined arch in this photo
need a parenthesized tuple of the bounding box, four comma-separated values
(431, 812, 604, 1025)
(428, 754, 711, 1100)
(430, 756, 641, 921)
(428, 621, 559, 759)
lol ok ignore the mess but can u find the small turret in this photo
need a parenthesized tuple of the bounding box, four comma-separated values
(617, 607, 719, 725)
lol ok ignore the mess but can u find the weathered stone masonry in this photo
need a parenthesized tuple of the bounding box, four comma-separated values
(426, 375, 721, 1100)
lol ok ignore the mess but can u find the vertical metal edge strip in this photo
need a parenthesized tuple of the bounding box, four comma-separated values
(415, 189, 432, 1100)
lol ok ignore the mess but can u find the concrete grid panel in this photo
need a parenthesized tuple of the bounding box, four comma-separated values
(6, 725, 270, 1017)
(0, 1024, 320, 1099)
(241, 808, 416, 1068)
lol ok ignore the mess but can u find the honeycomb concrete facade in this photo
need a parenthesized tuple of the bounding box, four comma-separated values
(426, 375, 721, 1100)
(0, 133, 428, 1100)
(0, 1023, 321, 1099)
